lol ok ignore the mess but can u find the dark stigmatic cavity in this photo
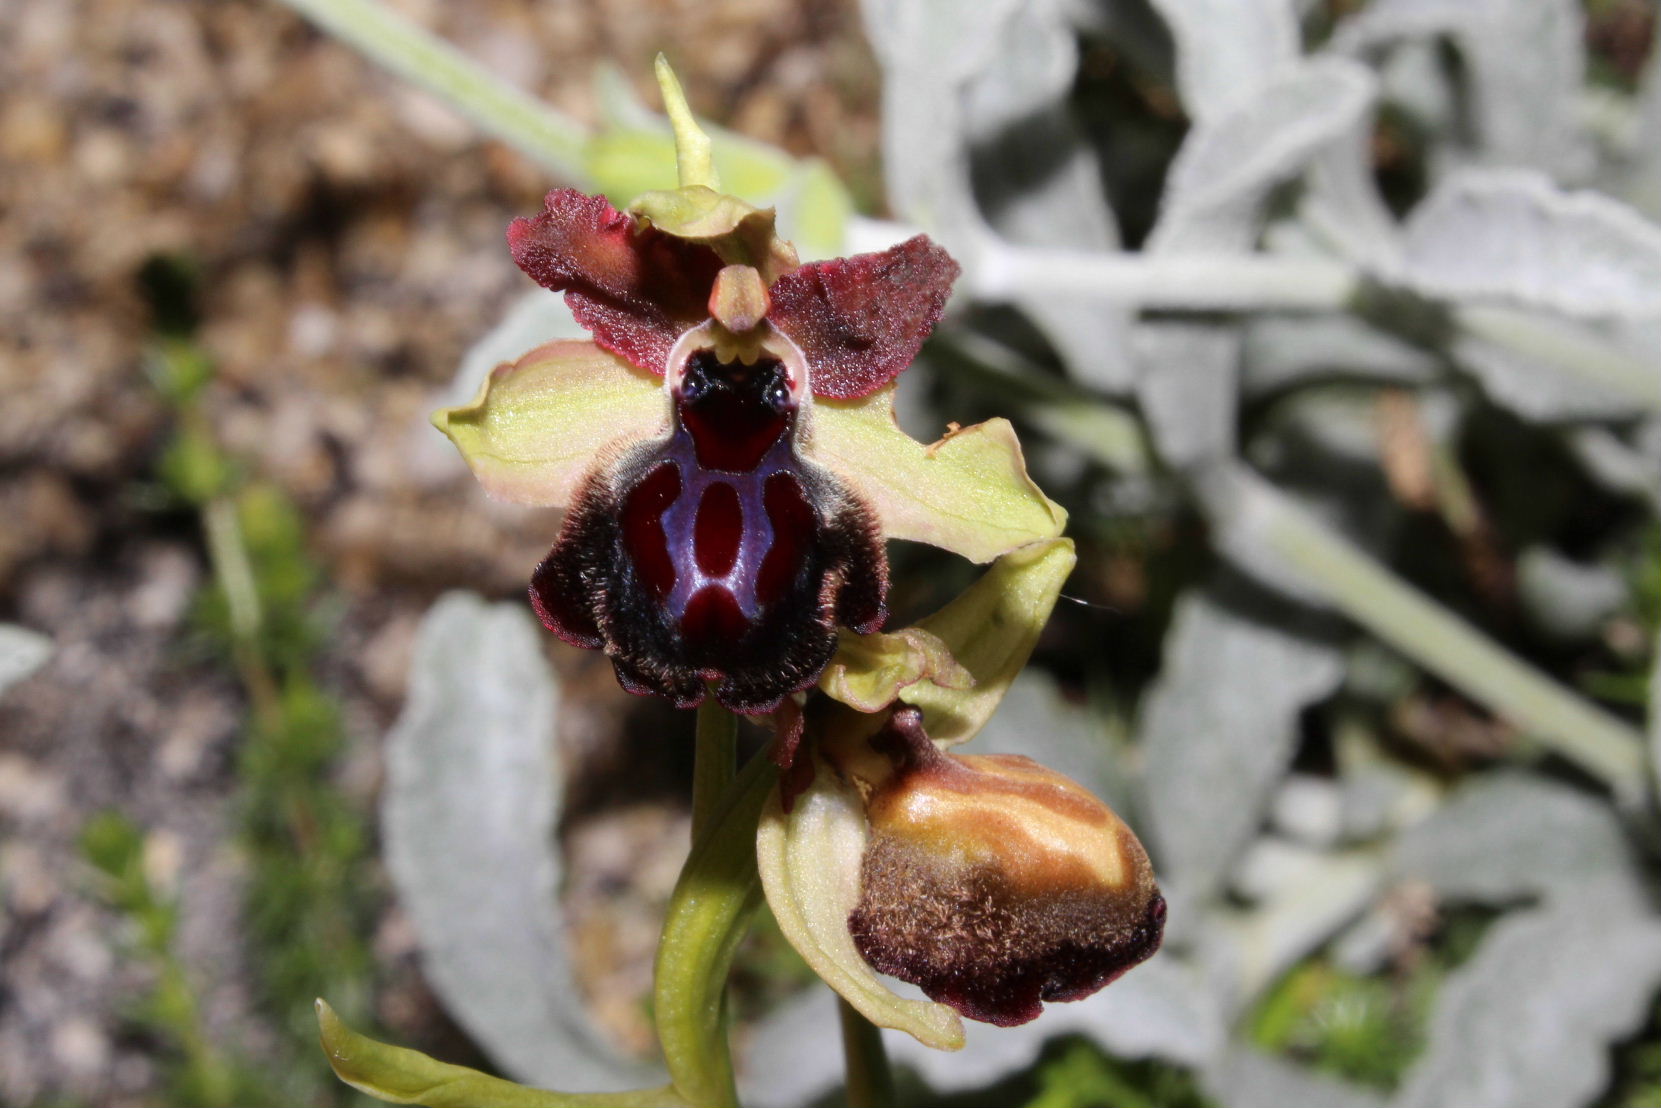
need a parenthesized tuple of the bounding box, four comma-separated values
(530, 347, 888, 714)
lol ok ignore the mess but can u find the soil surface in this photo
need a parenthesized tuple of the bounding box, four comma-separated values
(0, 1, 877, 1103)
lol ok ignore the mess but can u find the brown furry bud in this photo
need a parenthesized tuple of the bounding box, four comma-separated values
(847, 708, 1164, 1026)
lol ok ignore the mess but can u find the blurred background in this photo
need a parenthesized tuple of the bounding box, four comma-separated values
(2, 1, 1659, 1106)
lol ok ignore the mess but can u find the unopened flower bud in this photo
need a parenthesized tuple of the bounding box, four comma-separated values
(847, 708, 1164, 1026)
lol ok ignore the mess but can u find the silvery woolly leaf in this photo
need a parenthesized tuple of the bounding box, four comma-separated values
(742, 959, 1223, 1107)
(1150, 58, 1378, 255)
(382, 593, 655, 1091)
(0, 624, 50, 699)
(1300, 77, 1401, 269)
(1515, 546, 1628, 642)
(1202, 847, 1385, 1011)
(1447, 330, 1649, 423)
(1242, 315, 1438, 396)
(1651, 624, 1660, 801)
(1626, 23, 1661, 217)
(1138, 579, 1346, 906)
(889, 956, 1223, 1093)
(1390, 770, 1646, 910)
(1135, 323, 1243, 468)
(1335, 0, 1588, 178)
(1143, 0, 1299, 123)
(1137, 59, 1376, 466)
(1395, 898, 1661, 1108)
(964, 0, 1134, 390)
(1567, 425, 1661, 516)
(1400, 170, 1661, 319)
(1204, 1047, 1386, 1108)
(859, 0, 1024, 244)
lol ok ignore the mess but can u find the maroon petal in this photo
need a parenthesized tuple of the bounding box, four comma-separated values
(508, 189, 725, 375)
(767, 236, 961, 399)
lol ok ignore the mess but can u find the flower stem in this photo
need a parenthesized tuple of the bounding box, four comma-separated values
(974, 240, 1361, 311)
(654, 745, 777, 1108)
(1199, 464, 1649, 797)
(838, 998, 895, 1108)
(692, 700, 738, 842)
(274, 0, 591, 183)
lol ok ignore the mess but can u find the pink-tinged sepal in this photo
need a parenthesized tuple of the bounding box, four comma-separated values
(507, 189, 724, 375)
(769, 236, 961, 399)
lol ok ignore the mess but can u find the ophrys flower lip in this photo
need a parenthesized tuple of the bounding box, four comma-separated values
(846, 707, 1166, 1027)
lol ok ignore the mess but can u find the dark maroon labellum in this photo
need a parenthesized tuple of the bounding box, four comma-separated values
(531, 347, 888, 714)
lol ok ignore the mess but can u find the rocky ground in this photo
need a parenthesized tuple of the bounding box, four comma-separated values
(0, 1, 877, 1102)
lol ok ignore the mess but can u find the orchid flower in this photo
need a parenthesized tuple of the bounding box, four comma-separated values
(436, 169, 1064, 715)
(322, 59, 1162, 1108)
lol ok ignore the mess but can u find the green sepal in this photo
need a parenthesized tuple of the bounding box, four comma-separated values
(819, 626, 972, 713)
(629, 186, 798, 281)
(900, 539, 1077, 746)
(315, 1000, 686, 1108)
(811, 388, 1068, 564)
(586, 69, 850, 262)
(431, 340, 666, 508)
(755, 761, 966, 1051)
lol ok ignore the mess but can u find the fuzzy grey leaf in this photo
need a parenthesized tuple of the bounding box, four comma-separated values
(1336, 0, 1588, 176)
(1301, 80, 1401, 269)
(1139, 581, 1346, 904)
(1516, 546, 1628, 642)
(1144, 0, 1299, 123)
(1448, 333, 1647, 422)
(1150, 58, 1378, 255)
(1651, 625, 1661, 801)
(1135, 324, 1243, 469)
(1396, 899, 1661, 1108)
(860, 0, 1023, 241)
(1628, 20, 1661, 218)
(0, 625, 50, 699)
(1137, 59, 1376, 466)
(964, 0, 1134, 389)
(1242, 315, 1438, 395)
(1391, 771, 1644, 908)
(382, 592, 654, 1090)
(1204, 846, 1385, 1010)
(1401, 170, 1661, 318)
(1205, 1047, 1386, 1108)
(743, 958, 1222, 1107)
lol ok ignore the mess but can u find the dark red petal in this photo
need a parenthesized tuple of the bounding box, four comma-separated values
(766, 235, 961, 399)
(507, 189, 725, 375)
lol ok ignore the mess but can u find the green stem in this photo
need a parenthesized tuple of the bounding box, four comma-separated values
(1454, 305, 1661, 411)
(1199, 464, 1648, 796)
(654, 748, 777, 1108)
(274, 0, 591, 183)
(975, 240, 1361, 311)
(958, 350, 1648, 793)
(691, 700, 738, 842)
(838, 999, 894, 1108)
